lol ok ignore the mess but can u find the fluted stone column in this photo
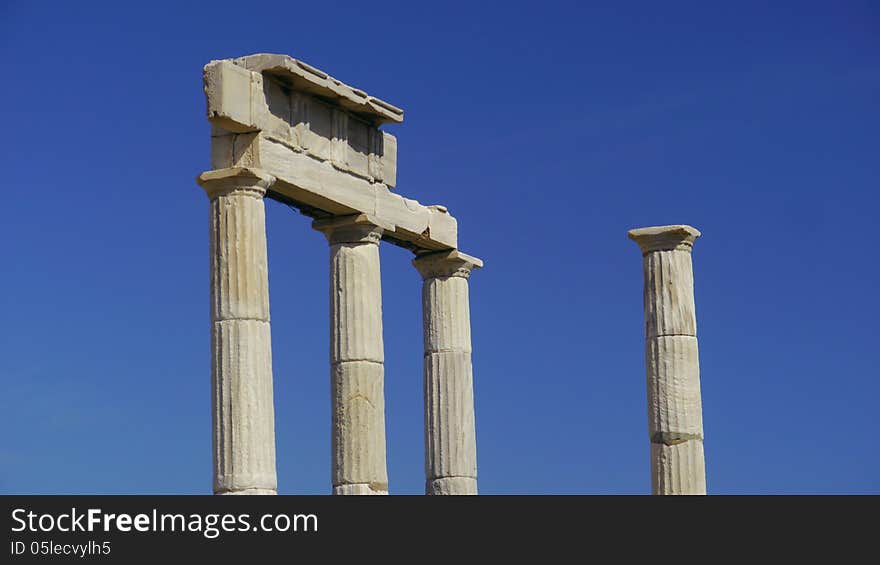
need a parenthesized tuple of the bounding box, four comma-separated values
(628, 225, 706, 495)
(197, 167, 278, 495)
(313, 214, 390, 495)
(413, 250, 483, 495)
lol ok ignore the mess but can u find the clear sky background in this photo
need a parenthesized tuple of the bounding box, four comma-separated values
(1, 1, 877, 494)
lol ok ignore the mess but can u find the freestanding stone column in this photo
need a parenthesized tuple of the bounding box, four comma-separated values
(413, 250, 483, 495)
(197, 167, 278, 495)
(628, 225, 706, 495)
(313, 214, 389, 495)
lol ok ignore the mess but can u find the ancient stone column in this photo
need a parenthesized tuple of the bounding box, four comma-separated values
(197, 167, 278, 495)
(413, 250, 483, 495)
(628, 225, 706, 495)
(313, 214, 389, 495)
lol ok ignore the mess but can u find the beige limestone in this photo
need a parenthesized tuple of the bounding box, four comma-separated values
(629, 225, 706, 495)
(651, 441, 707, 495)
(640, 245, 697, 339)
(645, 336, 703, 440)
(414, 250, 482, 495)
(427, 477, 477, 495)
(198, 167, 278, 495)
(314, 214, 389, 495)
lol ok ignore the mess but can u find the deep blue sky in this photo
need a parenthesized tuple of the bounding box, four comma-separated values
(1, 1, 877, 494)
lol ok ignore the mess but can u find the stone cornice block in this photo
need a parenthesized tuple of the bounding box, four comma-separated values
(234, 53, 403, 125)
(628, 225, 701, 254)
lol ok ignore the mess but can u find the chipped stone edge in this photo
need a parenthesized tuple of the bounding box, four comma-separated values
(235, 53, 403, 124)
(628, 224, 701, 254)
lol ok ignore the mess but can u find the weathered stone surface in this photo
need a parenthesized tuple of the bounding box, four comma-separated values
(414, 250, 482, 495)
(234, 53, 403, 124)
(424, 351, 477, 479)
(208, 184, 271, 322)
(333, 484, 389, 496)
(204, 60, 259, 134)
(421, 277, 474, 353)
(641, 249, 697, 338)
(260, 137, 379, 216)
(645, 336, 703, 439)
(199, 167, 278, 495)
(314, 215, 389, 495)
(628, 224, 700, 254)
(211, 320, 277, 494)
(218, 489, 277, 496)
(427, 477, 477, 496)
(203, 57, 399, 186)
(257, 135, 457, 250)
(426, 206, 458, 249)
(650, 441, 707, 495)
(375, 183, 429, 238)
(331, 361, 388, 491)
(630, 224, 705, 495)
(375, 132, 397, 188)
(325, 222, 384, 364)
(210, 132, 234, 170)
(414, 249, 483, 280)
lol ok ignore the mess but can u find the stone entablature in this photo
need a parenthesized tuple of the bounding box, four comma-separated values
(205, 53, 456, 252)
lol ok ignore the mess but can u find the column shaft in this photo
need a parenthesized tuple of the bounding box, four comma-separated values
(199, 167, 278, 495)
(629, 225, 706, 495)
(315, 214, 388, 495)
(414, 250, 483, 495)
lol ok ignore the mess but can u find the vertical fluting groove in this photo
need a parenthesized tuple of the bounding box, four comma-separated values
(651, 441, 706, 495)
(210, 193, 270, 322)
(331, 360, 387, 490)
(646, 336, 703, 439)
(330, 242, 384, 363)
(208, 187, 276, 495)
(644, 250, 696, 338)
(213, 320, 276, 492)
(424, 352, 476, 479)
(326, 235, 387, 494)
(419, 271, 478, 495)
(423, 277, 471, 353)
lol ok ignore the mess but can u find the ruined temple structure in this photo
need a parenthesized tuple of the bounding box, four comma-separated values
(197, 54, 481, 495)
(195, 53, 708, 496)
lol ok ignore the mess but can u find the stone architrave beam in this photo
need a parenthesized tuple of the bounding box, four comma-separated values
(628, 225, 706, 495)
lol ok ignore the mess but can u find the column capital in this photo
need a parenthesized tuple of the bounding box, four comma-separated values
(628, 224, 701, 254)
(197, 167, 276, 199)
(413, 249, 484, 280)
(312, 213, 391, 245)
